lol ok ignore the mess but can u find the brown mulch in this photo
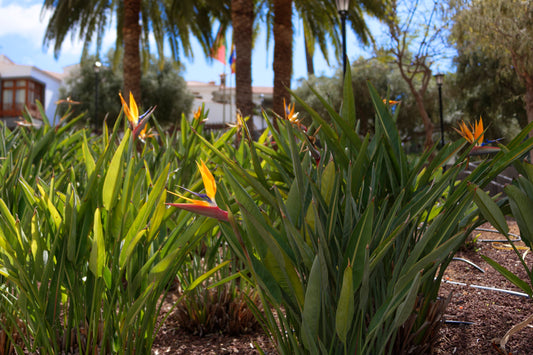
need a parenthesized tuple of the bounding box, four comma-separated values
(152, 221, 533, 355)
(435, 221, 533, 355)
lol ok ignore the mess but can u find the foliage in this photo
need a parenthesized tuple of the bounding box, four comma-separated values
(449, 0, 533, 152)
(0, 104, 223, 354)
(195, 69, 533, 354)
(471, 162, 533, 298)
(469, 161, 533, 352)
(60, 53, 194, 128)
(174, 231, 259, 337)
(451, 46, 526, 142)
(449, 0, 533, 76)
(294, 57, 439, 150)
(140, 61, 194, 127)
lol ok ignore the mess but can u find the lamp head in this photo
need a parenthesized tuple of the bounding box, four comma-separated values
(434, 73, 444, 86)
(335, 0, 349, 13)
(93, 61, 102, 73)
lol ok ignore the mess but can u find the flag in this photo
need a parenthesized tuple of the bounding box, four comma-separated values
(229, 45, 236, 74)
(211, 26, 226, 65)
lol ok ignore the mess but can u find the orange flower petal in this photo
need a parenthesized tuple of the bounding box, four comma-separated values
(197, 160, 217, 202)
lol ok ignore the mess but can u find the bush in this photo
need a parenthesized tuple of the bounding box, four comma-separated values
(193, 69, 533, 354)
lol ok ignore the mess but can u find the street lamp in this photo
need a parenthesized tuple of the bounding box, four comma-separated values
(93, 61, 102, 130)
(434, 73, 445, 148)
(336, 0, 349, 78)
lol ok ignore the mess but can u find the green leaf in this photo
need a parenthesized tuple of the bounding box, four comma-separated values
(37, 184, 62, 232)
(82, 133, 95, 177)
(470, 185, 509, 236)
(102, 130, 130, 211)
(350, 201, 374, 290)
(89, 208, 105, 278)
(505, 184, 533, 247)
(321, 160, 336, 206)
(301, 256, 321, 351)
(336, 264, 354, 345)
(481, 255, 533, 296)
(186, 260, 231, 291)
(393, 271, 421, 329)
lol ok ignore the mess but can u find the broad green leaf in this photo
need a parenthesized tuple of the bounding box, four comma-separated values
(119, 164, 169, 268)
(89, 208, 105, 278)
(470, 185, 509, 235)
(336, 264, 354, 344)
(301, 256, 321, 351)
(505, 184, 533, 246)
(321, 160, 336, 206)
(82, 133, 95, 177)
(37, 184, 62, 232)
(102, 129, 130, 210)
(350, 201, 374, 290)
(481, 255, 533, 296)
(393, 272, 421, 329)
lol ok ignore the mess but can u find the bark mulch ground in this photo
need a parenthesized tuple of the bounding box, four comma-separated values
(153, 221, 533, 355)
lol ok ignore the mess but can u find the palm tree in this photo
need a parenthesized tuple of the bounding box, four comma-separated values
(232, 0, 255, 130)
(272, 0, 293, 117)
(269, 0, 387, 117)
(298, 0, 387, 76)
(42, 0, 226, 106)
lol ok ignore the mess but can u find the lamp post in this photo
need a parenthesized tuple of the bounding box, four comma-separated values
(434, 73, 444, 148)
(93, 61, 102, 130)
(335, 0, 349, 78)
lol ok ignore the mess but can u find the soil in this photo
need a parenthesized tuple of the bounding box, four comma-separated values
(152, 221, 533, 355)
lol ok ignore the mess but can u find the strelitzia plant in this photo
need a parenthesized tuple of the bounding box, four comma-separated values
(188, 67, 533, 354)
(455, 117, 501, 154)
(167, 160, 229, 222)
(0, 101, 228, 354)
(119, 91, 156, 141)
(469, 162, 533, 353)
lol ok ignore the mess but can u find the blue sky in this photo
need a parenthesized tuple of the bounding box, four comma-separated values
(0, 0, 374, 88)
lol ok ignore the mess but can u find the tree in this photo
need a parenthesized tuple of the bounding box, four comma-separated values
(232, 0, 255, 130)
(272, 0, 293, 116)
(60, 54, 193, 128)
(294, 57, 439, 149)
(42, 0, 223, 107)
(450, 0, 533, 156)
(269, 0, 388, 117)
(297, 0, 387, 78)
(380, 0, 450, 149)
(452, 49, 526, 141)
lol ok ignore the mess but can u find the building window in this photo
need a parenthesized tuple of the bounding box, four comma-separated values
(0, 78, 44, 118)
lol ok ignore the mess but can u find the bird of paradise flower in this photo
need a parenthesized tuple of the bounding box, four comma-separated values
(166, 160, 229, 222)
(454, 117, 501, 155)
(284, 98, 306, 130)
(119, 92, 156, 141)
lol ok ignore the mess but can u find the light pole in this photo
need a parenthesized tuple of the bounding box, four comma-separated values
(336, 0, 349, 78)
(434, 73, 444, 148)
(93, 61, 102, 130)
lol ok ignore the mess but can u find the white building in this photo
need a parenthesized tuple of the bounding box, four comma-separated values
(0, 55, 64, 127)
(0, 55, 273, 132)
(188, 80, 272, 132)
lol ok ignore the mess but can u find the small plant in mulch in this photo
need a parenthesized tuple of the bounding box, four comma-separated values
(175, 284, 260, 337)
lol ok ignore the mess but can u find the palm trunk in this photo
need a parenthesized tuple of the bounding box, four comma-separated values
(232, 0, 254, 132)
(273, 0, 293, 117)
(123, 0, 142, 105)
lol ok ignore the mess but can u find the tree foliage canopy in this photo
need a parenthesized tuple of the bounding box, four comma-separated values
(60, 53, 193, 128)
(294, 57, 442, 150)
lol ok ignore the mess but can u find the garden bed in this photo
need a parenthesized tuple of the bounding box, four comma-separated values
(152, 221, 533, 355)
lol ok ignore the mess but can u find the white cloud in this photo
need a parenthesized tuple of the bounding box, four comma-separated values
(0, 1, 116, 58)
(0, 2, 46, 47)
